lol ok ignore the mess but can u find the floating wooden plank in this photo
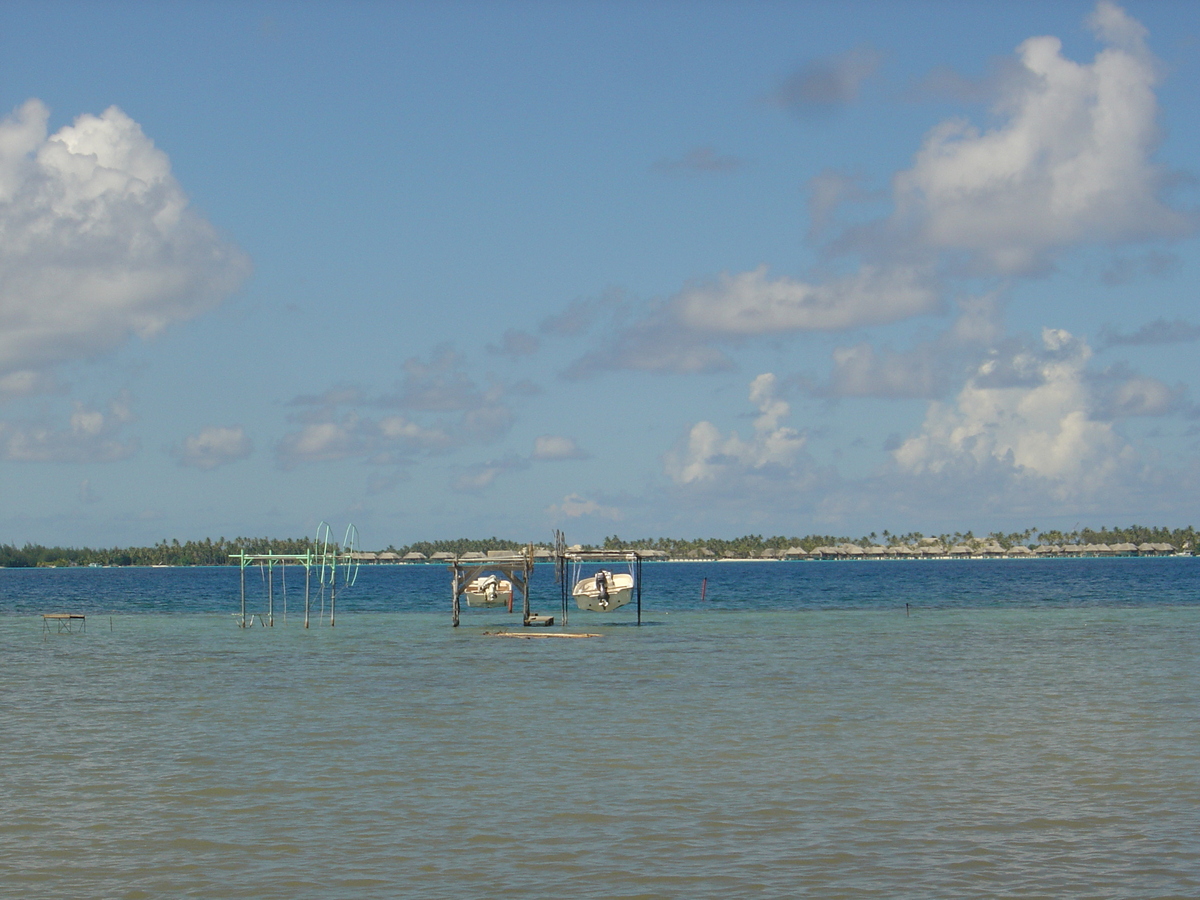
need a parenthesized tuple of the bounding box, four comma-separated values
(525, 615, 554, 626)
(484, 631, 601, 639)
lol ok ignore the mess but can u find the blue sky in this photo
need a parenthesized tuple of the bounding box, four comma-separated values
(1, 0, 1198, 548)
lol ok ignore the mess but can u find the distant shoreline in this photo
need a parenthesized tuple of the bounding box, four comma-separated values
(5, 554, 1193, 570)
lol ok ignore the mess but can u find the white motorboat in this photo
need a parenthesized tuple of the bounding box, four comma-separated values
(572, 570, 634, 612)
(463, 575, 513, 609)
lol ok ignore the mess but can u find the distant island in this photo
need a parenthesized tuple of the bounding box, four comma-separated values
(1, 525, 1195, 567)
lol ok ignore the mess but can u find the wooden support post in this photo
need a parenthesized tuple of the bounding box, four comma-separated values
(562, 570, 568, 627)
(239, 562, 246, 628)
(451, 566, 460, 627)
(267, 561, 274, 626)
(521, 548, 531, 626)
(636, 554, 642, 626)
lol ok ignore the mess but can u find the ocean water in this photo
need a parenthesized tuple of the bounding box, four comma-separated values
(2, 561, 1198, 898)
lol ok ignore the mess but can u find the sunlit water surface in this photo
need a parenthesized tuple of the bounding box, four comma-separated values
(2, 562, 1198, 898)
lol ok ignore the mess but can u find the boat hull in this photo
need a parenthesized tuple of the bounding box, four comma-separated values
(463, 577, 513, 609)
(572, 572, 635, 612)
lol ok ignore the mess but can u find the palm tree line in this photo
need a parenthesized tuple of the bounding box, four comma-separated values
(2, 524, 1195, 567)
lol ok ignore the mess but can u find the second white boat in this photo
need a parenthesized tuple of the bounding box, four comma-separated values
(571, 570, 634, 612)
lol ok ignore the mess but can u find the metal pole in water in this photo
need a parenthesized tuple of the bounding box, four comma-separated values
(240, 561, 246, 628)
(267, 561, 274, 626)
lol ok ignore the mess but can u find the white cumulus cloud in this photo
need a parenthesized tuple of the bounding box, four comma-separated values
(451, 455, 527, 493)
(0, 395, 137, 462)
(531, 435, 586, 460)
(889, 1, 1188, 274)
(275, 348, 521, 469)
(172, 425, 251, 470)
(546, 493, 621, 521)
(815, 294, 1005, 399)
(675, 264, 939, 336)
(665, 373, 806, 485)
(555, 3, 1190, 382)
(0, 99, 250, 382)
(892, 329, 1134, 494)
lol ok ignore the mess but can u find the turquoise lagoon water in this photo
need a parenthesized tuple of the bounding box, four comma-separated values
(1, 561, 1198, 898)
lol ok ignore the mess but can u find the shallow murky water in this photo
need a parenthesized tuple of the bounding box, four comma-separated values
(3, 597, 1198, 898)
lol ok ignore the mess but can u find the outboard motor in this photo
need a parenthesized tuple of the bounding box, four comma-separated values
(595, 572, 609, 603)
